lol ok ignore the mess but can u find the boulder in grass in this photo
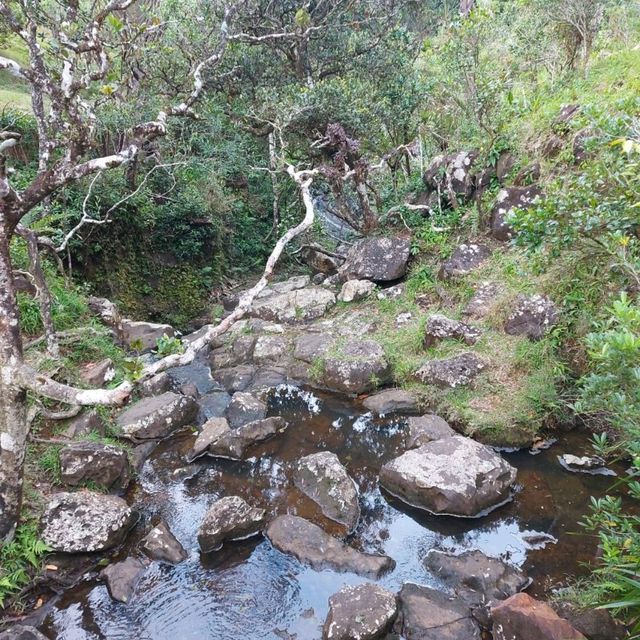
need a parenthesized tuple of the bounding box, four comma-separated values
(323, 340, 390, 394)
(505, 294, 558, 340)
(415, 353, 486, 388)
(439, 244, 491, 280)
(59, 442, 130, 490)
(490, 185, 542, 241)
(337, 279, 376, 303)
(338, 236, 411, 283)
(424, 314, 481, 348)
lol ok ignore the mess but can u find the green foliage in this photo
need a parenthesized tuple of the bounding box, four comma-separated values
(154, 334, 184, 357)
(37, 445, 61, 484)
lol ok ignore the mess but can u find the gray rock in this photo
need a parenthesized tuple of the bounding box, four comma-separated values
(189, 417, 230, 460)
(423, 151, 479, 205)
(424, 549, 530, 602)
(248, 366, 288, 390)
(59, 442, 130, 490)
(416, 352, 486, 388)
(116, 392, 197, 440)
(250, 286, 336, 323)
(197, 390, 232, 421)
(79, 358, 115, 387)
(101, 557, 146, 603)
(253, 335, 290, 364)
(424, 314, 481, 348)
(266, 515, 394, 578)
(121, 319, 174, 351)
(294, 333, 333, 363)
(42, 492, 136, 553)
(558, 454, 615, 476)
(138, 371, 172, 397)
(380, 435, 516, 517)
(405, 415, 456, 448)
(212, 365, 256, 392)
(0, 626, 48, 640)
(225, 392, 267, 428)
(362, 389, 419, 416)
(463, 281, 501, 319)
(323, 340, 390, 394)
(323, 583, 397, 640)
(396, 583, 480, 639)
(552, 601, 627, 640)
(439, 244, 491, 280)
(62, 409, 105, 439)
(167, 362, 216, 395)
(338, 279, 376, 303)
(208, 417, 287, 460)
(141, 520, 187, 564)
(198, 496, 266, 552)
(339, 236, 411, 282)
(490, 185, 542, 241)
(88, 296, 121, 328)
(505, 294, 558, 340)
(231, 334, 257, 363)
(303, 247, 343, 274)
(295, 452, 360, 531)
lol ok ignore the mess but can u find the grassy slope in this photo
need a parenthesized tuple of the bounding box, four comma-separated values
(0, 36, 31, 111)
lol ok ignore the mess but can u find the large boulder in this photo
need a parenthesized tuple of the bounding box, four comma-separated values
(362, 389, 419, 416)
(423, 151, 479, 205)
(266, 515, 394, 578)
(208, 417, 288, 460)
(405, 415, 456, 449)
(395, 583, 480, 639)
(323, 583, 397, 640)
(439, 244, 491, 280)
(211, 365, 257, 393)
(0, 626, 48, 640)
(490, 185, 542, 241)
(338, 236, 411, 282)
(42, 492, 136, 553)
(116, 392, 197, 440)
(380, 435, 516, 517)
(505, 294, 558, 340)
(140, 520, 187, 564)
(338, 279, 376, 303)
(323, 340, 390, 394)
(249, 286, 336, 323)
(120, 319, 174, 351)
(101, 557, 146, 603)
(415, 352, 486, 388)
(225, 391, 267, 428)
(198, 496, 266, 553)
(424, 314, 481, 348)
(552, 602, 627, 640)
(492, 593, 586, 640)
(59, 442, 130, 490)
(295, 452, 360, 532)
(424, 549, 530, 603)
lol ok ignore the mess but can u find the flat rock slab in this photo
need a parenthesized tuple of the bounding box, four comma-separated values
(405, 415, 456, 449)
(59, 441, 129, 490)
(225, 391, 267, 428)
(439, 244, 490, 280)
(294, 333, 334, 363)
(323, 583, 397, 640)
(42, 492, 136, 553)
(101, 557, 146, 603)
(209, 417, 287, 460)
(266, 515, 394, 578)
(295, 452, 360, 532)
(323, 340, 390, 394)
(492, 593, 586, 640)
(140, 520, 187, 564)
(380, 435, 516, 517)
(424, 549, 530, 602)
(339, 236, 411, 282)
(198, 496, 266, 553)
(396, 583, 480, 639)
(505, 294, 558, 340)
(362, 389, 419, 416)
(424, 314, 481, 348)
(117, 392, 197, 440)
(416, 352, 486, 388)
(250, 286, 336, 323)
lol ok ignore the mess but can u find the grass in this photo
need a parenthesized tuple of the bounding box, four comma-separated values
(0, 36, 32, 112)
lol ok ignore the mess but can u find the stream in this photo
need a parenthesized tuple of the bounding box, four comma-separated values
(38, 385, 616, 639)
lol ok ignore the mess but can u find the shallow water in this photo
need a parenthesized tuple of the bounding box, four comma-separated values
(39, 385, 618, 639)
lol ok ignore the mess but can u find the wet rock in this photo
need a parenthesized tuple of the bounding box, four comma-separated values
(338, 236, 411, 282)
(198, 390, 232, 421)
(189, 417, 231, 460)
(266, 515, 394, 578)
(505, 294, 558, 340)
(249, 366, 288, 390)
(141, 520, 187, 564)
(253, 335, 289, 365)
(424, 549, 530, 603)
(552, 601, 627, 640)
(463, 281, 501, 319)
(490, 185, 542, 241)
(62, 409, 105, 439)
(225, 392, 267, 428)
(0, 626, 48, 640)
(79, 358, 115, 387)
(492, 593, 586, 640)
(295, 452, 360, 531)
(59, 442, 130, 490)
(424, 314, 481, 348)
(101, 557, 146, 603)
(362, 389, 419, 415)
(439, 244, 491, 280)
(294, 333, 333, 363)
(131, 441, 157, 471)
(139, 371, 172, 397)
(415, 352, 486, 388)
(323, 340, 390, 394)
(209, 417, 287, 459)
(167, 362, 216, 395)
(42, 492, 136, 553)
(117, 392, 197, 440)
(558, 454, 614, 476)
(121, 319, 174, 351)
(423, 151, 479, 205)
(405, 415, 456, 449)
(198, 496, 266, 553)
(338, 279, 376, 303)
(380, 435, 516, 517)
(323, 583, 397, 640)
(250, 286, 336, 323)
(395, 583, 480, 640)
(212, 365, 256, 393)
